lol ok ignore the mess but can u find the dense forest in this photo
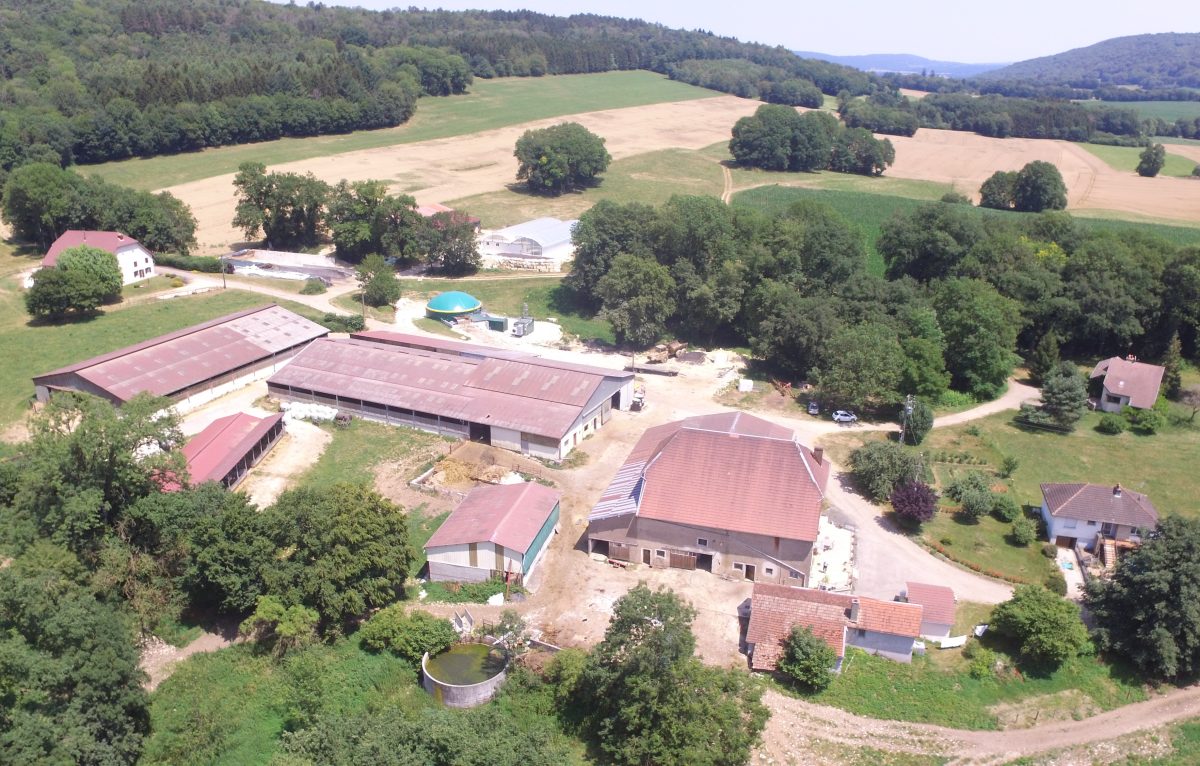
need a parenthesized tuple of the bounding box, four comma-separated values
(979, 33, 1200, 89)
(0, 0, 872, 171)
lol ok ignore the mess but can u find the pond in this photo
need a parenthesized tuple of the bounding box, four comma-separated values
(424, 642, 507, 685)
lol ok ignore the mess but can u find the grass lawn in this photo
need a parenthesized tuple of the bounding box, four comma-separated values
(413, 317, 466, 338)
(1080, 100, 1200, 123)
(447, 145, 725, 228)
(399, 276, 613, 343)
(1077, 142, 1198, 178)
(141, 637, 430, 765)
(0, 286, 326, 429)
(922, 506, 1057, 585)
(120, 275, 179, 300)
(84, 72, 720, 191)
(222, 274, 306, 294)
(807, 647, 1146, 730)
(296, 419, 449, 489)
(330, 292, 396, 322)
(925, 410, 1200, 519)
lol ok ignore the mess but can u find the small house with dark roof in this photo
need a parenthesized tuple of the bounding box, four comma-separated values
(586, 412, 829, 586)
(903, 582, 956, 640)
(1040, 482, 1159, 550)
(746, 583, 924, 671)
(424, 482, 561, 584)
(1090, 356, 1165, 413)
(43, 230, 156, 285)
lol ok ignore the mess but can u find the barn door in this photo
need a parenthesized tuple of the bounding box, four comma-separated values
(669, 550, 697, 570)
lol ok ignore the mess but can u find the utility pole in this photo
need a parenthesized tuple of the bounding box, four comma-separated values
(899, 394, 915, 445)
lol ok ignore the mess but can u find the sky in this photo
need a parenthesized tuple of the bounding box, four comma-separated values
(308, 0, 1196, 63)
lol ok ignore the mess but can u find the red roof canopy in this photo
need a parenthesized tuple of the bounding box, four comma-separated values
(182, 412, 283, 485)
(425, 482, 561, 554)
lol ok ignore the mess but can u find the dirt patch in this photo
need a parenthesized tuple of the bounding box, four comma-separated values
(886, 128, 1200, 223)
(139, 622, 241, 691)
(990, 690, 1103, 730)
(161, 96, 764, 254)
(239, 420, 332, 508)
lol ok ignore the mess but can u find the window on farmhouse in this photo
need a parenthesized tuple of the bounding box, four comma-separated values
(655, 549, 666, 558)
(697, 538, 708, 547)
(733, 562, 744, 571)
(764, 566, 775, 576)
(788, 570, 800, 579)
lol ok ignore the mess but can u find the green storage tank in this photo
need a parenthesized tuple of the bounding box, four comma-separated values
(426, 291, 482, 319)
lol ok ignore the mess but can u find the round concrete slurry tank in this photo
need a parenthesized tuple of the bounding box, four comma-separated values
(425, 290, 482, 319)
(421, 638, 509, 708)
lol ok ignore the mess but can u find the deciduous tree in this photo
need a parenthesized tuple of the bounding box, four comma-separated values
(890, 480, 938, 527)
(360, 606, 457, 663)
(514, 122, 611, 195)
(421, 212, 481, 275)
(355, 253, 401, 307)
(56, 244, 123, 301)
(779, 625, 837, 691)
(596, 254, 676, 347)
(1136, 143, 1166, 177)
(979, 170, 1017, 210)
(849, 441, 922, 502)
(1013, 161, 1068, 213)
(24, 266, 109, 319)
(933, 278, 1024, 399)
(992, 585, 1089, 668)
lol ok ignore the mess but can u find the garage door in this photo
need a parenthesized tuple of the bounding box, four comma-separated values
(1055, 536, 1077, 548)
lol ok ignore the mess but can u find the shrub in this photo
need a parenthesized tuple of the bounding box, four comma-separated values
(999, 455, 1020, 478)
(321, 312, 366, 333)
(945, 470, 991, 502)
(1044, 571, 1068, 596)
(168, 277, 184, 288)
(1127, 405, 1165, 435)
(359, 606, 457, 663)
(778, 625, 836, 692)
(968, 646, 998, 679)
(300, 279, 327, 295)
(991, 494, 1021, 522)
(153, 252, 224, 272)
(890, 480, 938, 527)
(940, 191, 971, 205)
(1041, 543, 1059, 559)
(992, 585, 1088, 668)
(959, 488, 993, 522)
(849, 441, 921, 502)
(1096, 413, 1126, 434)
(1010, 516, 1037, 547)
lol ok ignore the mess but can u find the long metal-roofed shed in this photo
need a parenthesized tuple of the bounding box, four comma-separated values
(32, 305, 328, 411)
(176, 412, 285, 490)
(478, 217, 577, 271)
(424, 481, 561, 584)
(266, 332, 634, 460)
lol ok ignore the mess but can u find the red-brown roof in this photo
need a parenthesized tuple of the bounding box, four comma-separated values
(905, 582, 956, 627)
(747, 583, 847, 671)
(43, 230, 147, 267)
(746, 584, 924, 671)
(1041, 483, 1159, 529)
(37, 306, 328, 405)
(270, 336, 630, 439)
(1090, 357, 1165, 409)
(33, 305, 328, 403)
(182, 412, 283, 485)
(590, 412, 829, 542)
(425, 482, 561, 554)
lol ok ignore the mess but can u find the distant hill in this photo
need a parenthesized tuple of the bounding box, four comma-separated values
(980, 33, 1200, 88)
(794, 51, 1006, 78)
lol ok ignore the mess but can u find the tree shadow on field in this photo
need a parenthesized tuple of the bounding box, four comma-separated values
(25, 309, 104, 328)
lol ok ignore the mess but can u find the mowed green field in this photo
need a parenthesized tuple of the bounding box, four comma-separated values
(1078, 142, 1198, 177)
(1081, 99, 1200, 123)
(83, 71, 721, 191)
(0, 276, 326, 429)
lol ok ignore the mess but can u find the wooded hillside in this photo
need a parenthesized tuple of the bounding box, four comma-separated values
(0, 0, 871, 170)
(980, 33, 1200, 89)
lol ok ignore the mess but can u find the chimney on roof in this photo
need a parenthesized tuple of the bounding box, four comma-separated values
(1126, 354, 1137, 362)
(1113, 483, 1122, 497)
(849, 598, 860, 622)
(813, 446, 824, 464)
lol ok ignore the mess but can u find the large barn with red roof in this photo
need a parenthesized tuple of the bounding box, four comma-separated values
(266, 331, 634, 461)
(586, 411, 830, 586)
(32, 305, 328, 410)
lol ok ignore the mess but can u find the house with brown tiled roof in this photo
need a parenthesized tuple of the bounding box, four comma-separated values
(1090, 356, 1164, 413)
(43, 230, 156, 286)
(586, 412, 830, 585)
(746, 583, 924, 671)
(903, 582, 956, 640)
(1040, 482, 1158, 550)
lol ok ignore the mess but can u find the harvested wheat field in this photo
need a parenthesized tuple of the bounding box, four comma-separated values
(164, 95, 763, 254)
(887, 128, 1200, 222)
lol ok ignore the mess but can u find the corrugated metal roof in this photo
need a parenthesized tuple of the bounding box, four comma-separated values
(588, 412, 829, 542)
(350, 331, 537, 361)
(44, 230, 146, 267)
(467, 357, 600, 407)
(34, 305, 328, 402)
(425, 482, 561, 554)
(183, 412, 283, 485)
(269, 338, 610, 439)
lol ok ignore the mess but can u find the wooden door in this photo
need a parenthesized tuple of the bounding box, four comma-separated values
(642, 548, 651, 565)
(744, 564, 756, 581)
(469, 542, 478, 567)
(669, 550, 697, 570)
